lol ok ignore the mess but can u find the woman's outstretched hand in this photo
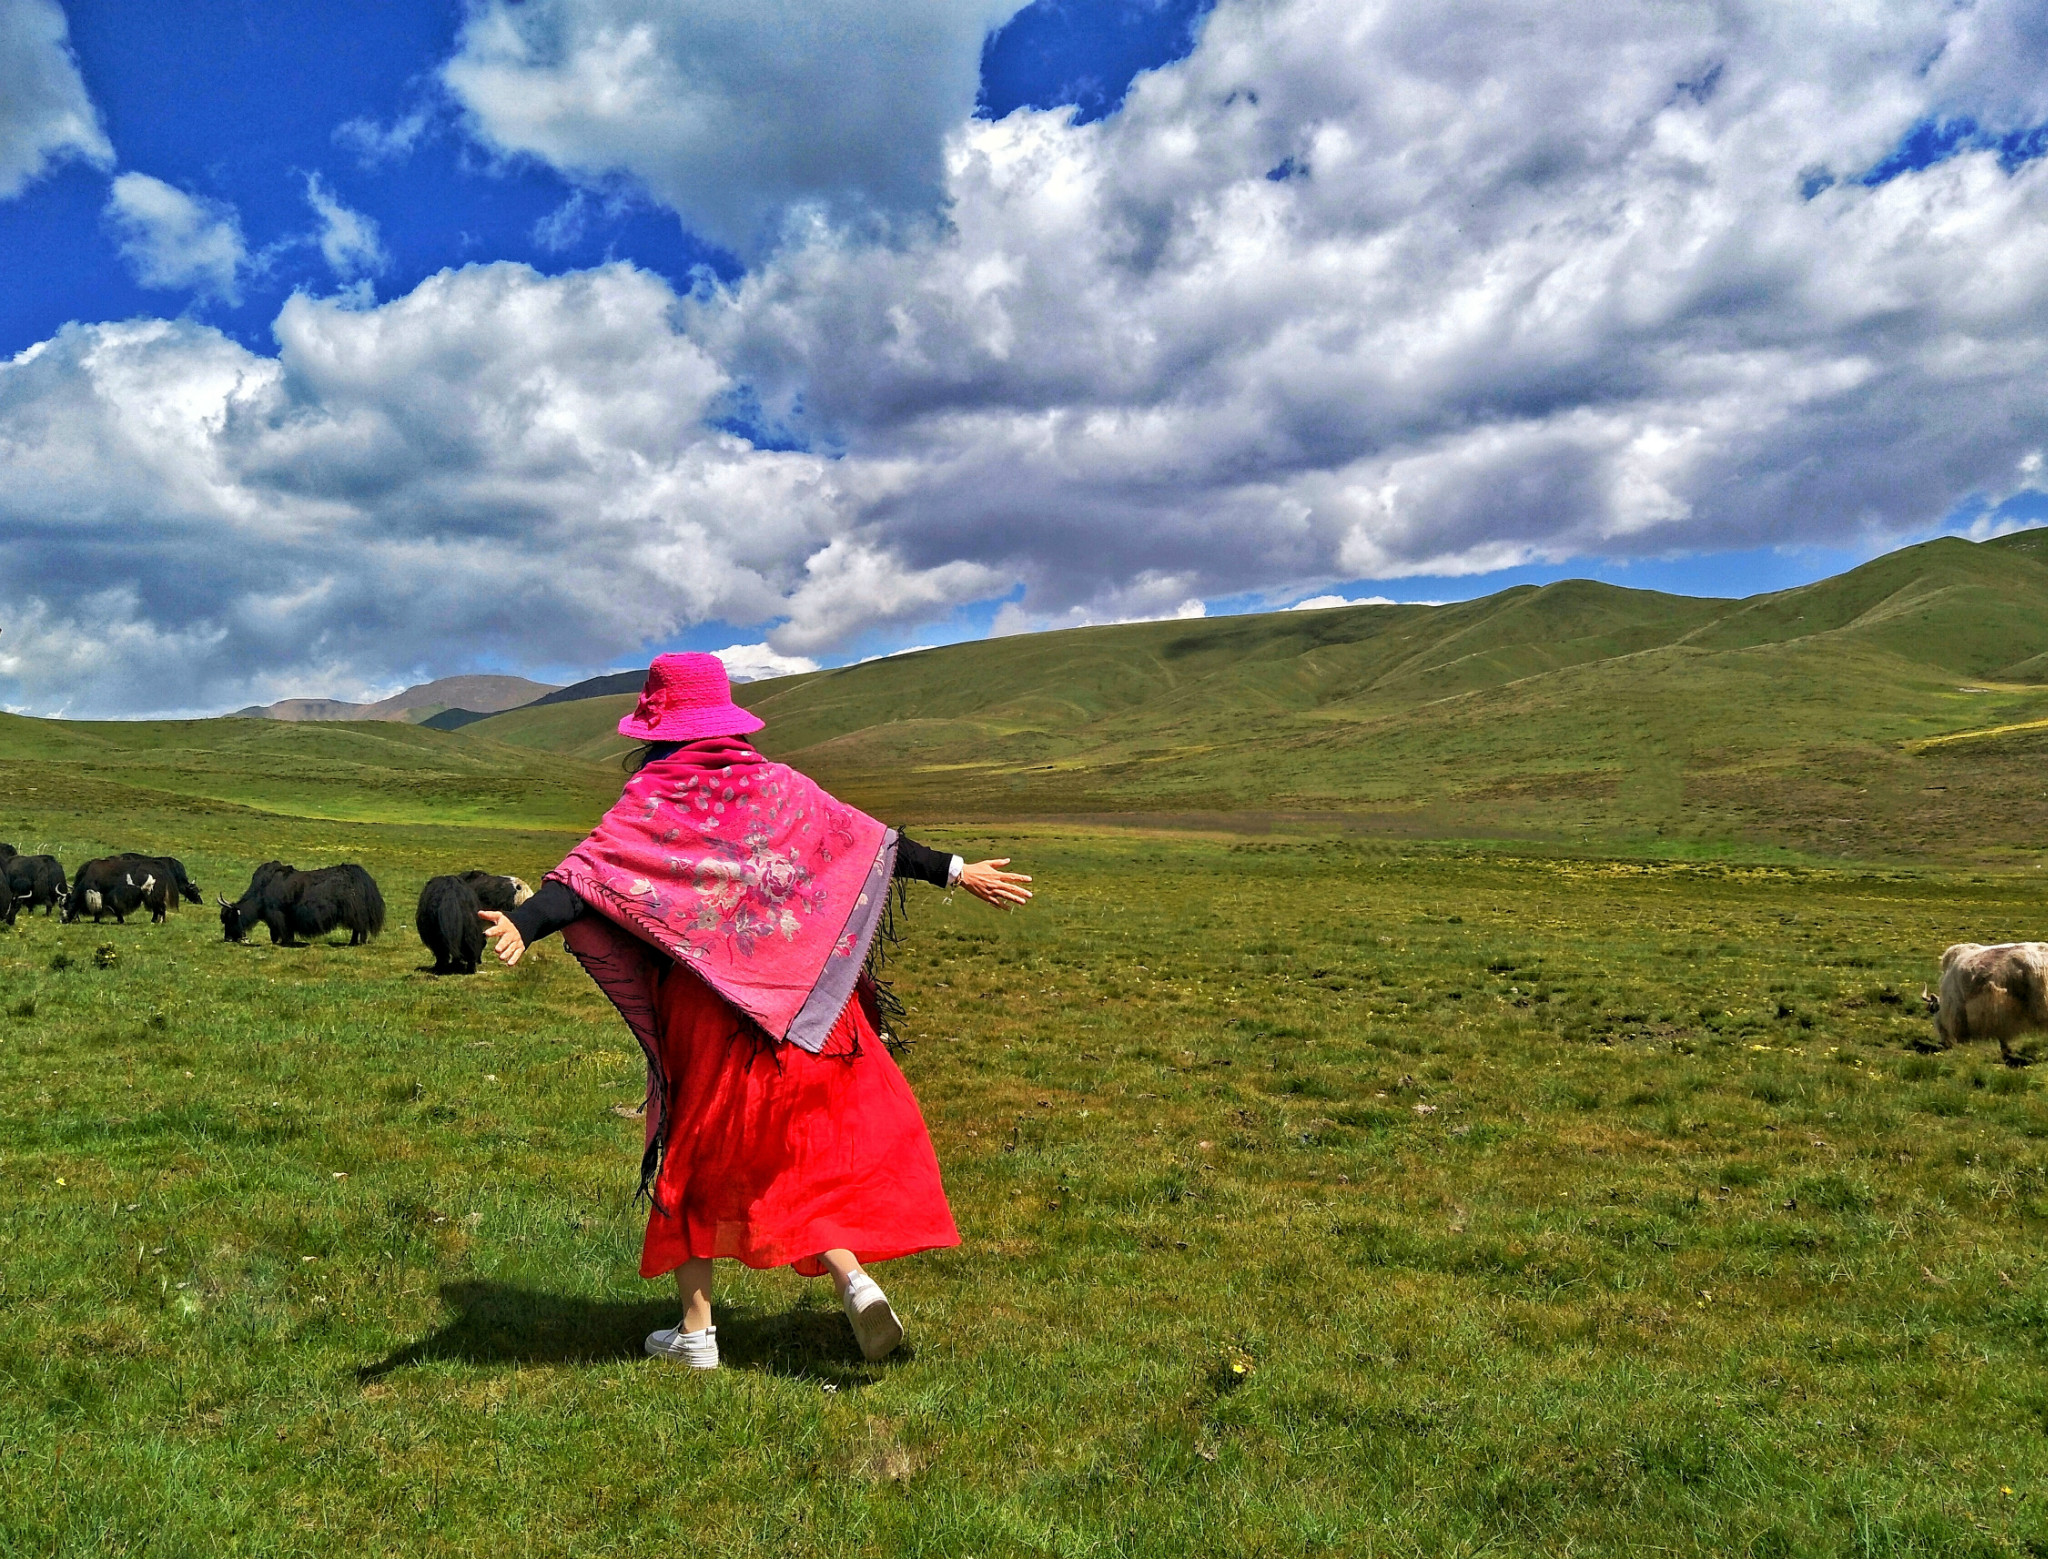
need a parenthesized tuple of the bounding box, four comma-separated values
(480, 910, 527, 966)
(960, 858, 1032, 908)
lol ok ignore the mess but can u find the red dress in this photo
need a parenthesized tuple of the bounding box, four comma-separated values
(638, 965, 960, 1279)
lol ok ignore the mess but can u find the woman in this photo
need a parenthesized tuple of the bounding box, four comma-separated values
(481, 653, 1031, 1370)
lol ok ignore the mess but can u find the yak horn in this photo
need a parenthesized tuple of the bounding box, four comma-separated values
(217, 893, 231, 908)
(1921, 986, 1939, 1013)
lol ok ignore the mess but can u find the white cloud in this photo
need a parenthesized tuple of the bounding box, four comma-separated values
(988, 576, 1211, 638)
(103, 172, 246, 301)
(686, 0, 2048, 621)
(532, 189, 591, 252)
(442, 0, 1027, 256)
(1289, 594, 1397, 611)
(0, 0, 110, 199)
(768, 537, 1005, 655)
(304, 172, 388, 280)
(857, 644, 935, 665)
(335, 106, 433, 167)
(714, 642, 819, 682)
(0, 262, 987, 714)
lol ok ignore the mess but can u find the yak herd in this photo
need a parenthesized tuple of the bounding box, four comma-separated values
(0, 843, 529, 977)
(10, 841, 2048, 1054)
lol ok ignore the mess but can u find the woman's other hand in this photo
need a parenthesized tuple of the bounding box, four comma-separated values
(960, 858, 1032, 908)
(480, 910, 527, 966)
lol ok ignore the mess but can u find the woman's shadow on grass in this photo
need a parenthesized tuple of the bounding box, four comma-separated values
(358, 1280, 902, 1387)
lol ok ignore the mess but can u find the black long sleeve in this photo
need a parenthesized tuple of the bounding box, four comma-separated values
(893, 833, 956, 887)
(508, 877, 584, 945)
(512, 833, 952, 948)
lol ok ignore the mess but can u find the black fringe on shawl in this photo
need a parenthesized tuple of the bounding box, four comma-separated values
(636, 1131, 665, 1212)
(863, 861, 912, 1054)
(563, 930, 676, 1214)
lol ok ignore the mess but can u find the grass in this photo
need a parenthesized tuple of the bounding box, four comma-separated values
(4, 793, 2048, 1555)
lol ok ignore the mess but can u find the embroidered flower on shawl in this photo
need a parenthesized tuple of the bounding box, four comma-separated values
(605, 766, 861, 959)
(682, 855, 745, 916)
(755, 851, 803, 903)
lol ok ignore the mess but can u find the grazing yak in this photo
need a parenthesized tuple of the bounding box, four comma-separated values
(113, 853, 201, 909)
(220, 861, 386, 946)
(0, 873, 13, 926)
(417, 875, 486, 974)
(459, 871, 533, 912)
(1924, 942, 2048, 1065)
(63, 857, 167, 924)
(4, 854, 68, 916)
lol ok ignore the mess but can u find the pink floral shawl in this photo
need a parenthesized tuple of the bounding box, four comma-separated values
(548, 737, 897, 1054)
(548, 738, 899, 1207)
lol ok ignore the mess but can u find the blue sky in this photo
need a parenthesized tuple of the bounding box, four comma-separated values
(2, 11, 708, 353)
(2, 0, 2046, 713)
(0, 1, 1212, 362)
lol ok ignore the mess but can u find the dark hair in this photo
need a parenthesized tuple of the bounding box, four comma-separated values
(625, 740, 681, 774)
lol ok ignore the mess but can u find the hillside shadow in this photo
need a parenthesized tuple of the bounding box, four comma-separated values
(357, 1279, 898, 1387)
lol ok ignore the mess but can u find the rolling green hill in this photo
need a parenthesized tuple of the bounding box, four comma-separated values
(0, 711, 620, 833)
(452, 530, 2048, 862)
(446, 692, 642, 767)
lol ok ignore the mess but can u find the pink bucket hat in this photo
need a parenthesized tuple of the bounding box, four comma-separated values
(617, 653, 764, 742)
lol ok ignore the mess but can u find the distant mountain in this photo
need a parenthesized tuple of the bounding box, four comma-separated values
(238, 698, 364, 722)
(524, 669, 650, 707)
(412, 668, 651, 734)
(234, 675, 560, 725)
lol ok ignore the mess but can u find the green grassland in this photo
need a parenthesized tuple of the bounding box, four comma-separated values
(5, 531, 2048, 1554)
(3, 811, 2048, 1557)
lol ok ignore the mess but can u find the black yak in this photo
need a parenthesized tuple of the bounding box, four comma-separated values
(64, 857, 153, 923)
(417, 875, 486, 974)
(102, 857, 178, 923)
(0, 873, 14, 927)
(140, 872, 178, 923)
(113, 853, 201, 908)
(458, 871, 533, 912)
(4, 855, 68, 916)
(220, 861, 386, 946)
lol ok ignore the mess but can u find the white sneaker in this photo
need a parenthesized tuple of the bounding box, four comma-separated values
(842, 1272, 904, 1361)
(644, 1322, 718, 1368)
